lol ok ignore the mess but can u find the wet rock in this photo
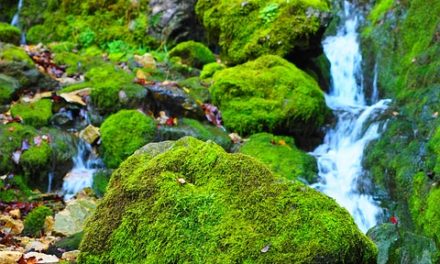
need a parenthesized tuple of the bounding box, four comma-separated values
(146, 82, 204, 119)
(0, 251, 22, 264)
(53, 198, 97, 236)
(50, 112, 74, 127)
(368, 223, 439, 264)
(79, 125, 100, 145)
(148, 0, 203, 43)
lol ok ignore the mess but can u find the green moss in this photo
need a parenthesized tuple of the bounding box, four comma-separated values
(0, 123, 38, 174)
(0, 22, 21, 45)
(23, 206, 53, 237)
(23, 0, 155, 49)
(92, 171, 111, 197)
(210, 55, 329, 135)
(200, 62, 226, 79)
(0, 44, 34, 65)
(20, 142, 52, 174)
(169, 41, 216, 69)
(158, 118, 232, 150)
(368, 0, 395, 24)
(0, 175, 33, 202)
(100, 110, 156, 168)
(85, 64, 147, 114)
(11, 99, 53, 128)
(0, 74, 20, 104)
(239, 133, 317, 183)
(78, 137, 376, 263)
(196, 0, 330, 65)
(177, 77, 211, 103)
(54, 231, 84, 251)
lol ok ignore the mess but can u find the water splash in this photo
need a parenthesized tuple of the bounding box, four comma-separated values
(311, 1, 390, 233)
(62, 138, 103, 200)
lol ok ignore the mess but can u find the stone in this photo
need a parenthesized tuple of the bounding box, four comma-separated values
(146, 82, 204, 119)
(148, 0, 203, 43)
(79, 125, 100, 145)
(134, 53, 156, 69)
(54, 198, 97, 236)
(44, 216, 54, 234)
(25, 240, 50, 252)
(23, 252, 59, 263)
(61, 250, 80, 262)
(0, 251, 22, 264)
(9, 208, 21, 219)
(0, 215, 24, 235)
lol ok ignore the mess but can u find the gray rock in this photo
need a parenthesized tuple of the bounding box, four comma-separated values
(54, 198, 97, 236)
(148, 0, 204, 43)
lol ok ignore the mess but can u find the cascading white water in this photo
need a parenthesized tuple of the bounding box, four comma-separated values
(62, 139, 103, 200)
(311, 1, 391, 233)
(10, 0, 24, 27)
(10, 0, 26, 44)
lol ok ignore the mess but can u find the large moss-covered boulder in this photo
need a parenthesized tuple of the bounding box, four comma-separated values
(79, 137, 377, 263)
(210, 55, 329, 139)
(196, 0, 330, 65)
(10, 99, 53, 127)
(100, 110, 156, 168)
(0, 23, 20, 45)
(239, 133, 317, 183)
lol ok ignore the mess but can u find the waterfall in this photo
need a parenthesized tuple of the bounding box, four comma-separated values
(311, 1, 391, 233)
(62, 136, 104, 200)
(10, 0, 24, 27)
(10, 0, 26, 44)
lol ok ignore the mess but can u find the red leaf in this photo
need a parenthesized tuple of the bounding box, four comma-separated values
(390, 216, 398, 225)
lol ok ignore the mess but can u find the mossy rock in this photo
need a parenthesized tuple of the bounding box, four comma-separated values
(0, 73, 20, 104)
(0, 123, 38, 174)
(239, 133, 317, 183)
(0, 43, 34, 65)
(100, 110, 156, 168)
(169, 41, 216, 69)
(210, 55, 329, 136)
(200, 62, 226, 80)
(11, 99, 53, 128)
(158, 118, 232, 150)
(0, 175, 33, 202)
(20, 141, 52, 175)
(0, 23, 20, 45)
(196, 0, 330, 65)
(79, 137, 377, 263)
(23, 206, 53, 237)
(85, 64, 147, 114)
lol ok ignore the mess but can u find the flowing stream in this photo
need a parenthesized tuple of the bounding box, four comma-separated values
(311, 1, 391, 233)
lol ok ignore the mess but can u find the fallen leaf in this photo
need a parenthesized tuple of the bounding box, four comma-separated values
(390, 216, 398, 225)
(59, 93, 86, 106)
(12, 150, 22, 164)
(177, 178, 186, 185)
(261, 245, 270, 253)
(278, 140, 287, 146)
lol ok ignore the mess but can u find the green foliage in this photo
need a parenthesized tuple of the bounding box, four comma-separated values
(200, 62, 226, 79)
(100, 110, 156, 168)
(368, 0, 395, 24)
(169, 41, 216, 69)
(10, 99, 53, 128)
(196, 0, 330, 64)
(54, 232, 84, 251)
(239, 133, 317, 183)
(0, 22, 21, 45)
(210, 55, 329, 135)
(23, 0, 155, 49)
(23, 206, 53, 237)
(78, 137, 377, 263)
